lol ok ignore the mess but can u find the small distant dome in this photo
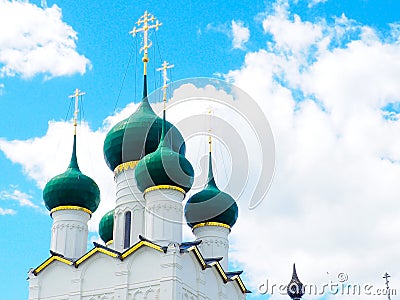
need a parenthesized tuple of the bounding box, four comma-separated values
(135, 115, 194, 193)
(184, 152, 238, 228)
(103, 97, 186, 171)
(287, 264, 304, 299)
(43, 135, 100, 213)
(99, 209, 114, 244)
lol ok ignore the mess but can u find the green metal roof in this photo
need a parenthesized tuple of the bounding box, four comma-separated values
(103, 76, 186, 171)
(99, 209, 114, 243)
(43, 135, 100, 213)
(184, 152, 238, 228)
(135, 112, 194, 193)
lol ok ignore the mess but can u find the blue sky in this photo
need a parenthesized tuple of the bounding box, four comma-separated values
(1, 0, 400, 299)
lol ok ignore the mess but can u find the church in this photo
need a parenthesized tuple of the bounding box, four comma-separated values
(27, 11, 304, 300)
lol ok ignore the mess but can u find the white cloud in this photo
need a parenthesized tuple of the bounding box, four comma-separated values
(0, 83, 4, 95)
(1, 1, 400, 299)
(231, 20, 250, 50)
(262, 3, 323, 54)
(0, 120, 114, 230)
(308, 0, 327, 8)
(0, 188, 39, 209)
(206, 20, 250, 50)
(0, 0, 90, 79)
(224, 1, 400, 299)
(0, 207, 16, 215)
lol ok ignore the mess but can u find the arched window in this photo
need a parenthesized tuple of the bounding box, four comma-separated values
(124, 211, 131, 249)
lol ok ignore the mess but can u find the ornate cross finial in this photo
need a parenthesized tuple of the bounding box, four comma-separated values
(383, 273, 392, 300)
(130, 11, 162, 75)
(69, 88, 85, 135)
(157, 61, 174, 108)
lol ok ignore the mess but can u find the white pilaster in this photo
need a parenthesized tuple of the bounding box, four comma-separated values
(50, 208, 90, 259)
(28, 271, 39, 300)
(193, 225, 230, 270)
(159, 243, 183, 300)
(114, 167, 145, 252)
(144, 188, 184, 246)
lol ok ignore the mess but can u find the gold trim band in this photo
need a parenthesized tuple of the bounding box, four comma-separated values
(106, 240, 113, 246)
(34, 256, 73, 275)
(50, 206, 92, 216)
(192, 222, 231, 231)
(114, 160, 139, 176)
(121, 240, 163, 259)
(75, 247, 118, 266)
(144, 185, 186, 195)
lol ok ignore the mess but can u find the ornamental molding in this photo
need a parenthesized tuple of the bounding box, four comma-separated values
(200, 238, 228, 249)
(146, 202, 182, 213)
(114, 160, 139, 177)
(52, 223, 87, 231)
(50, 205, 92, 217)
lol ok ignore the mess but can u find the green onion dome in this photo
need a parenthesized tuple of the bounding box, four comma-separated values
(184, 152, 238, 228)
(135, 112, 194, 193)
(43, 135, 101, 213)
(99, 209, 114, 244)
(103, 78, 186, 171)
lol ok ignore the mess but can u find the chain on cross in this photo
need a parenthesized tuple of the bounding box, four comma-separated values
(130, 11, 162, 75)
(69, 88, 86, 134)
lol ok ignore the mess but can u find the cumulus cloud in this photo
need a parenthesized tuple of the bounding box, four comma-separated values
(0, 0, 90, 79)
(1, 1, 400, 299)
(232, 20, 250, 50)
(224, 1, 400, 299)
(308, 0, 327, 8)
(0, 207, 16, 215)
(206, 20, 250, 50)
(262, 5, 323, 55)
(0, 120, 114, 230)
(0, 188, 39, 209)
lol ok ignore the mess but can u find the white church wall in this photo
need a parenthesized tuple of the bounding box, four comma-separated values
(81, 255, 119, 293)
(127, 247, 162, 285)
(37, 262, 73, 299)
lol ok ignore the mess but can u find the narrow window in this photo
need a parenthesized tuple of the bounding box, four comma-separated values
(124, 211, 131, 249)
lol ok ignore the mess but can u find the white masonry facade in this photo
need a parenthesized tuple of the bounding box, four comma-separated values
(28, 159, 248, 300)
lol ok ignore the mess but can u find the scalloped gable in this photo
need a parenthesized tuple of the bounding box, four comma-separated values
(32, 238, 250, 294)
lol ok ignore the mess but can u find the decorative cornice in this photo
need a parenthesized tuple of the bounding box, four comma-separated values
(207, 260, 228, 282)
(192, 222, 231, 231)
(114, 160, 139, 176)
(75, 245, 119, 267)
(34, 256, 73, 275)
(50, 206, 92, 216)
(144, 185, 186, 196)
(121, 240, 164, 259)
(31, 239, 250, 294)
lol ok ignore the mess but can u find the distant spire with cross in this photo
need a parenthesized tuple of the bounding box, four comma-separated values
(157, 61, 174, 109)
(130, 11, 162, 76)
(68, 88, 85, 135)
(383, 273, 392, 300)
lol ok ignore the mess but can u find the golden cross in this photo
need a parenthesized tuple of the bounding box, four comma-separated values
(130, 11, 162, 75)
(69, 88, 85, 134)
(157, 61, 174, 108)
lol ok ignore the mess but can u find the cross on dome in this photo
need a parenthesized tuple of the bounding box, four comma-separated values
(130, 11, 162, 75)
(157, 60, 174, 108)
(68, 88, 85, 135)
